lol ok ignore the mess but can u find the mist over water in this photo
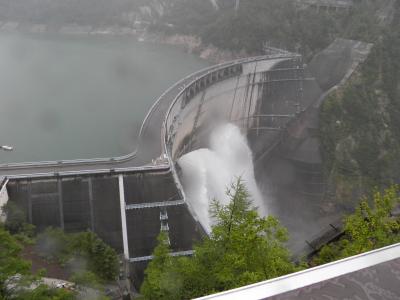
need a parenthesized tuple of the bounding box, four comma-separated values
(0, 33, 208, 163)
(178, 123, 266, 232)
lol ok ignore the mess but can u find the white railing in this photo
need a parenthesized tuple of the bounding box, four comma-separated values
(1, 54, 297, 182)
(161, 54, 299, 225)
(0, 178, 9, 222)
(195, 242, 400, 300)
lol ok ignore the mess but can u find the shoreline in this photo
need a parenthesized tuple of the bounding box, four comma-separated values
(140, 32, 250, 64)
(0, 21, 248, 64)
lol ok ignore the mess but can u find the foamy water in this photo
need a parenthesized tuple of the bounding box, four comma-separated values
(177, 123, 266, 232)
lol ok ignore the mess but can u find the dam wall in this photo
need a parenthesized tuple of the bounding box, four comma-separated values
(8, 174, 123, 250)
(6, 168, 202, 262)
(164, 56, 306, 164)
(3, 52, 340, 286)
(4, 54, 311, 256)
(254, 39, 373, 255)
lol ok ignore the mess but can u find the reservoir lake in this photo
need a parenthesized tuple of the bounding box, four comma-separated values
(0, 33, 208, 163)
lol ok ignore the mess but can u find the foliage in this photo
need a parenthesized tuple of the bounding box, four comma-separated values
(69, 271, 101, 289)
(0, 227, 75, 299)
(153, 0, 391, 60)
(319, 3, 400, 201)
(0, 0, 392, 60)
(36, 228, 118, 282)
(69, 231, 119, 282)
(35, 228, 69, 264)
(0, 226, 31, 296)
(313, 185, 400, 265)
(2, 202, 35, 239)
(12, 284, 75, 300)
(140, 232, 178, 300)
(140, 179, 298, 299)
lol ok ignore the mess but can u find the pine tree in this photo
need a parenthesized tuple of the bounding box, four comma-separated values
(141, 178, 297, 299)
(140, 232, 181, 300)
(314, 185, 400, 265)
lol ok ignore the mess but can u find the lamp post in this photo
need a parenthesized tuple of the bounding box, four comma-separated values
(0, 145, 13, 151)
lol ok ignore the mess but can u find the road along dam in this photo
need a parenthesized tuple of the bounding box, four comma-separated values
(0, 39, 372, 284)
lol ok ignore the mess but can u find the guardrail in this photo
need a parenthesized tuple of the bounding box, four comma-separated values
(0, 61, 235, 170)
(0, 54, 294, 172)
(161, 53, 300, 225)
(5, 164, 170, 180)
(1, 54, 298, 182)
(196, 243, 400, 300)
(162, 53, 301, 156)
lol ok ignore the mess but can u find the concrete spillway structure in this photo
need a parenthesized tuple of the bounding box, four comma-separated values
(1, 53, 308, 281)
(0, 39, 372, 283)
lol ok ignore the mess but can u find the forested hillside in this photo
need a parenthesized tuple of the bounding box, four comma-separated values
(152, 0, 399, 207)
(154, 0, 392, 60)
(319, 0, 400, 205)
(0, 0, 393, 61)
(1, 0, 396, 205)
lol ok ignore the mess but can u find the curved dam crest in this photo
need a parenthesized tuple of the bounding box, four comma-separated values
(1, 38, 372, 285)
(0, 33, 208, 164)
(1, 53, 311, 274)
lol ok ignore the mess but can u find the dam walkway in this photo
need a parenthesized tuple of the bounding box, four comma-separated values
(0, 54, 297, 179)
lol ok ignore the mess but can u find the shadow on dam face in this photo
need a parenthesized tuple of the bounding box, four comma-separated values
(3, 40, 372, 286)
(170, 55, 332, 256)
(6, 170, 204, 287)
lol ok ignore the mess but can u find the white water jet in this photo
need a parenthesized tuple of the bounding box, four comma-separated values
(177, 123, 266, 233)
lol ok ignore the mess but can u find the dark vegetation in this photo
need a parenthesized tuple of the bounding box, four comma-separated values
(0, 0, 399, 298)
(0, 226, 75, 299)
(313, 185, 400, 265)
(140, 181, 400, 299)
(156, 0, 340, 59)
(35, 228, 119, 284)
(140, 179, 301, 300)
(319, 0, 400, 204)
(1, 202, 118, 299)
(153, 0, 388, 60)
(0, 0, 392, 61)
(3, 182, 398, 299)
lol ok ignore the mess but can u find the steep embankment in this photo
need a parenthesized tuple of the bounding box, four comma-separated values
(153, 1, 395, 60)
(319, 2, 400, 206)
(0, 1, 391, 64)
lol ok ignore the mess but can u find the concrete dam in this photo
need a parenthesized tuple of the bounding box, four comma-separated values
(0, 39, 372, 282)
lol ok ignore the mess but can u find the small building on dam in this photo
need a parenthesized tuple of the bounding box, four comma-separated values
(0, 38, 372, 285)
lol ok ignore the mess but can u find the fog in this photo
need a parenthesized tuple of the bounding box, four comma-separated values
(0, 34, 207, 163)
(1, 0, 398, 297)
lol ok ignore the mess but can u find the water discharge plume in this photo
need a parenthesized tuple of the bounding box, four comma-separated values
(178, 123, 266, 232)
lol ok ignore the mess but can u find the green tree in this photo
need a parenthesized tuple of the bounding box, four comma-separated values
(314, 185, 400, 265)
(13, 284, 75, 300)
(0, 226, 31, 297)
(2, 202, 35, 238)
(140, 179, 297, 299)
(35, 229, 118, 282)
(35, 228, 70, 264)
(140, 232, 179, 300)
(69, 271, 101, 289)
(318, 2, 400, 201)
(70, 232, 119, 282)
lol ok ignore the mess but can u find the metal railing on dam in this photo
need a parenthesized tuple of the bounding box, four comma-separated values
(2, 53, 307, 285)
(0, 54, 297, 179)
(2, 39, 375, 292)
(159, 54, 312, 238)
